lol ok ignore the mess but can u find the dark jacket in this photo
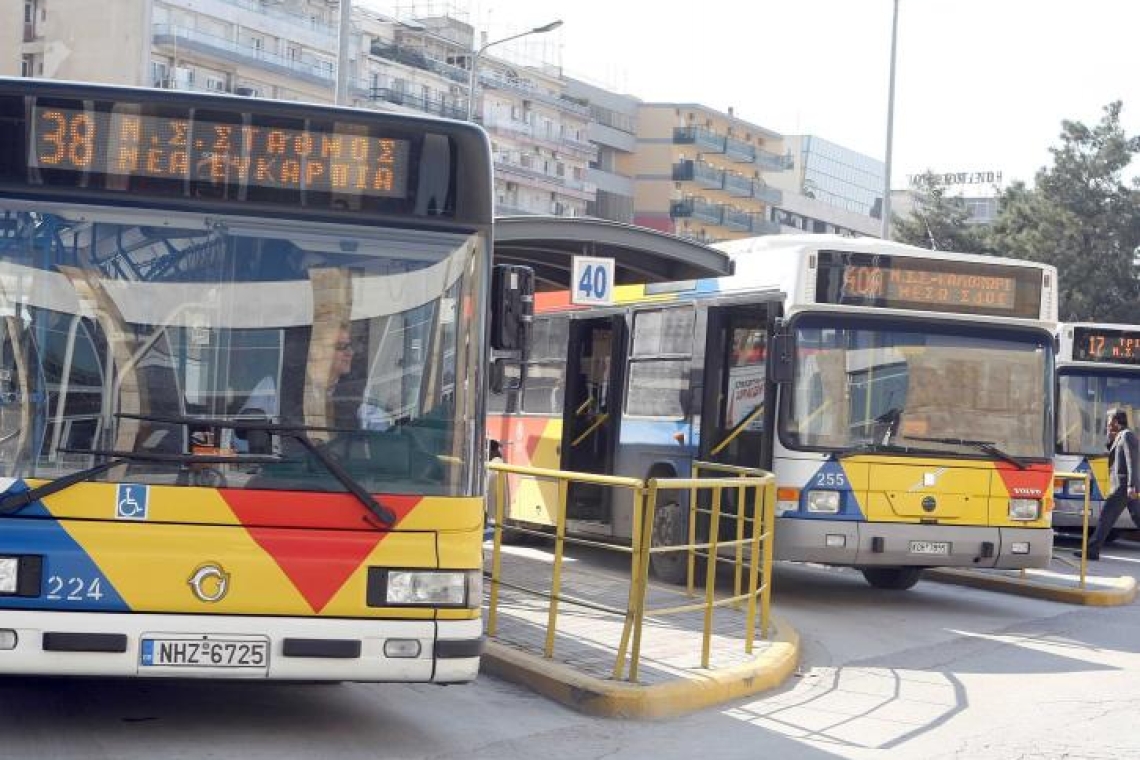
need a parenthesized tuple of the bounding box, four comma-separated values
(1109, 428, 1139, 492)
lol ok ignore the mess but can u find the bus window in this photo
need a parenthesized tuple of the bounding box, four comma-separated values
(626, 307, 694, 418)
(522, 316, 568, 415)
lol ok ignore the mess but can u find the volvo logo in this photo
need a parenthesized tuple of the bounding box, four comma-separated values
(188, 563, 230, 603)
(922, 496, 938, 513)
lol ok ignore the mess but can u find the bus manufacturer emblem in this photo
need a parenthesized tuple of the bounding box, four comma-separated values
(188, 564, 230, 603)
(922, 496, 937, 512)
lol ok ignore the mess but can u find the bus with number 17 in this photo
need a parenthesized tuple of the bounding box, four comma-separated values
(1054, 323, 1140, 540)
(0, 78, 529, 681)
(488, 235, 1058, 590)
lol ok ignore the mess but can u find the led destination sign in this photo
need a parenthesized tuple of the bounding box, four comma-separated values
(1072, 327, 1140, 365)
(815, 250, 1044, 319)
(29, 106, 410, 198)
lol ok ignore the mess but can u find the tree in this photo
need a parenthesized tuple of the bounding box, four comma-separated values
(987, 102, 1140, 321)
(891, 171, 987, 254)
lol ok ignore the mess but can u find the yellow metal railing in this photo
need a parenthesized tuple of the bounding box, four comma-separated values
(1051, 470, 1094, 588)
(485, 460, 775, 683)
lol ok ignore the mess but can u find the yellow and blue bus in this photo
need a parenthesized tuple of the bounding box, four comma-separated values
(488, 235, 1058, 589)
(0, 78, 519, 680)
(1054, 323, 1140, 541)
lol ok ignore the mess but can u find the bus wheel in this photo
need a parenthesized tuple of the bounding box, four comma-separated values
(860, 567, 924, 590)
(649, 500, 690, 585)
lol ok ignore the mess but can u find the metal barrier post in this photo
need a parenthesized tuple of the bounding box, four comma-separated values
(487, 463, 508, 636)
(629, 481, 658, 683)
(614, 483, 647, 681)
(687, 467, 700, 597)
(701, 486, 724, 669)
(543, 477, 570, 659)
(1079, 473, 1091, 590)
(745, 482, 764, 653)
(733, 478, 746, 608)
(759, 480, 775, 639)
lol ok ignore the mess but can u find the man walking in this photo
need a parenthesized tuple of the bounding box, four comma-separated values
(1076, 408, 1140, 561)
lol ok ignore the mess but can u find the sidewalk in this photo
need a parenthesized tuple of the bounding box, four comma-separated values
(481, 543, 800, 719)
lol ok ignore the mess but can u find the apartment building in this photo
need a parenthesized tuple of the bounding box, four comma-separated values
(7, 0, 590, 217)
(632, 103, 788, 243)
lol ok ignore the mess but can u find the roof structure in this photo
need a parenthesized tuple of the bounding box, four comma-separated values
(493, 216, 733, 290)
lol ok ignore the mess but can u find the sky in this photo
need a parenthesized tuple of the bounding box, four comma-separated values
(365, 0, 1140, 190)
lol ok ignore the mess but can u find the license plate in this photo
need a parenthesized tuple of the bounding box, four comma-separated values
(140, 636, 269, 671)
(909, 540, 951, 556)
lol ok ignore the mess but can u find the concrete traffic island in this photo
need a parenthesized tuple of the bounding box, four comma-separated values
(925, 564, 1137, 606)
(481, 546, 800, 719)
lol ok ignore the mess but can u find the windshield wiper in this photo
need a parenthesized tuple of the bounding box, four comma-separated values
(0, 457, 129, 515)
(902, 435, 1029, 470)
(116, 412, 398, 526)
(837, 441, 915, 458)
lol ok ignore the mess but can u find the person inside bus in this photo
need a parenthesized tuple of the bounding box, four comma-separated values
(1075, 407, 1140, 560)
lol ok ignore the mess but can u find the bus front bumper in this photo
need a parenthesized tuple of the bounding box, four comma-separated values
(0, 611, 482, 683)
(774, 518, 1052, 569)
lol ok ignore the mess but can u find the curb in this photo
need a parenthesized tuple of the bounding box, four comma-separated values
(480, 616, 800, 719)
(925, 568, 1137, 606)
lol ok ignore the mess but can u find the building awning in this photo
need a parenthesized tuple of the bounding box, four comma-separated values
(493, 216, 733, 290)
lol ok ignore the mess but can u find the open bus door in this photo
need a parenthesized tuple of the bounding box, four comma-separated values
(560, 314, 627, 526)
(700, 304, 777, 472)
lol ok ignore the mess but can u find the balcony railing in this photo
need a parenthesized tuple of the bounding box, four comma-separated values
(725, 135, 755, 162)
(672, 160, 724, 189)
(153, 25, 333, 85)
(370, 87, 465, 119)
(478, 73, 590, 117)
(756, 148, 793, 172)
(670, 197, 724, 225)
(752, 183, 783, 205)
(369, 42, 469, 85)
(724, 173, 753, 197)
(750, 216, 781, 235)
(673, 126, 726, 153)
(228, 0, 336, 38)
(723, 207, 753, 231)
(482, 117, 597, 160)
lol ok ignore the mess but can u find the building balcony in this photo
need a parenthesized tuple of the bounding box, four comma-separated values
(482, 117, 597, 161)
(369, 88, 465, 119)
(478, 73, 590, 117)
(756, 148, 793, 172)
(750, 216, 781, 235)
(153, 25, 332, 86)
(670, 197, 724, 226)
(725, 135, 755, 162)
(672, 160, 724, 189)
(752, 183, 782, 205)
(226, 0, 336, 37)
(495, 160, 593, 201)
(673, 126, 726, 153)
(724, 173, 753, 197)
(723, 207, 753, 231)
(369, 41, 469, 85)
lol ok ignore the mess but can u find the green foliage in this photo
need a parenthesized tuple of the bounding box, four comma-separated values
(987, 102, 1140, 321)
(892, 171, 987, 254)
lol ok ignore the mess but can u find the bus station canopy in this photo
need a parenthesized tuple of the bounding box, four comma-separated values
(493, 216, 733, 290)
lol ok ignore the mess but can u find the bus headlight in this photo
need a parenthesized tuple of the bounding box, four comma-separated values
(376, 570, 480, 608)
(806, 490, 841, 514)
(1009, 499, 1042, 521)
(1067, 480, 1087, 496)
(0, 557, 18, 594)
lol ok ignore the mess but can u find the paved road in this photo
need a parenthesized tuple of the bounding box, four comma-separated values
(2, 534, 1139, 760)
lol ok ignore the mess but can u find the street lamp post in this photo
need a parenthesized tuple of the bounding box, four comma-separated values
(335, 0, 352, 105)
(465, 20, 563, 121)
(880, 0, 899, 240)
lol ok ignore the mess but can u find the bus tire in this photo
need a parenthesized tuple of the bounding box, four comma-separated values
(860, 566, 924, 590)
(649, 499, 690, 585)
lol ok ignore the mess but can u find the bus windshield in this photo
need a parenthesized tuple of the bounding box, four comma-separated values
(0, 207, 481, 496)
(1057, 369, 1140, 456)
(783, 317, 1052, 459)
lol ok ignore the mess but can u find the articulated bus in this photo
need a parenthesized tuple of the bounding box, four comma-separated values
(488, 235, 1058, 589)
(1054, 323, 1140, 539)
(0, 78, 519, 681)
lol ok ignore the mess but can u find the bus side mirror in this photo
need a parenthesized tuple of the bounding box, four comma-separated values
(768, 333, 794, 384)
(490, 265, 534, 352)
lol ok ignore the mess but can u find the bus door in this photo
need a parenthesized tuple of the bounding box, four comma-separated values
(560, 315, 627, 523)
(698, 304, 775, 534)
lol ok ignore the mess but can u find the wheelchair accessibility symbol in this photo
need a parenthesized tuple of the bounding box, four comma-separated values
(115, 484, 149, 520)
